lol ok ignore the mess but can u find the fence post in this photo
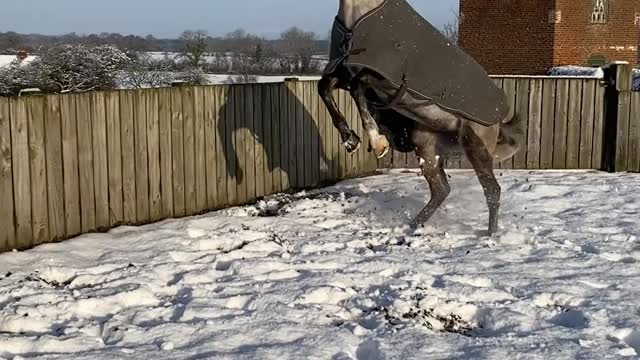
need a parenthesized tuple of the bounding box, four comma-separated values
(601, 62, 633, 172)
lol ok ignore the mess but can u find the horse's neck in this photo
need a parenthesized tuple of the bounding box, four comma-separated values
(338, 0, 385, 29)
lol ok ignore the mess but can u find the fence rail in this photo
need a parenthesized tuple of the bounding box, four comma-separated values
(0, 65, 638, 253)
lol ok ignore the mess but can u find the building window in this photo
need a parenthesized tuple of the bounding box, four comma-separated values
(590, 0, 608, 24)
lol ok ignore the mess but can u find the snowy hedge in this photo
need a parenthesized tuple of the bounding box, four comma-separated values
(0, 44, 131, 96)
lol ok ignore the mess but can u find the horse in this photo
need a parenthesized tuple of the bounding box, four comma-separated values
(318, 0, 524, 235)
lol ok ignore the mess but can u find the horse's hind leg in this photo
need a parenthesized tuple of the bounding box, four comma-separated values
(350, 73, 389, 158)
(410, 130, 451, 228)
(460, 124, 501, 235)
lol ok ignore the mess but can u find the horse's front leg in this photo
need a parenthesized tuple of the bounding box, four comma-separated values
(318, 74, 361, 153)
(349, 72, 389, 158)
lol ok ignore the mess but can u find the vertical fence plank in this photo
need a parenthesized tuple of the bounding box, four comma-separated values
(76, 94, 96, 232)
(579, 80, 596, 169)
(236, 85, 250, 203)
(105, 92, 123, 226)
(262, 84, 280, 195)
(329, 90, 340, 180)
(0, 98, 14, 250)
(615, 92, 631, 172)
(540, 79, 556, 169)
(501, 78, 517, 169)
(232, 85, 246, 203)
(493, 78, 503, 169)
(61, 95, 81, 236)
(286, 81, 298, 188)
(27, 97, 49, 244)
(279, 83, 290, 191)
(407, 152, 420, 169)
(193, 87, 207, 212)
(250, 84, 263, 200)
(120, 91, 137, 223)
(446, 157, 460, 170)
(270, 84, 282, 193)
(317, 88, 329, 182)
(513, 78, 530, 169)
(339, 90, 350, 177)
(628, 92, 640, 172)
(182, 87, 197, 214)
(553, 79, 570, 169)
(254, 84, 267, 198)
(526, 79, 543, 169)
(171, 88, 186, 217)
(215, 86, 230, 206)
(91, 92, 109, 230)
(204, 86, 218, 209)
(295, 82, 306, 186)
(310, 82, 321, 186)
(244, 84, 256, 201)
(592, 84, 605, 169)
(147, 90, 162, 221)
(134, 90, 149, 222)
(615, 65, 633, 172)
(158, 88, 174, 218)
(255, 84, 273, 197)
(225, 85, 238, 206)
(45, 96, 65, 240)
(351, 94, 362, 175)
(566, 80, 583, 169)
(301, 82, 312, 187)
(11, 98, 33, 247)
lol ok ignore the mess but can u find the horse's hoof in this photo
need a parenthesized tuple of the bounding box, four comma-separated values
(373, 136, 390, 159)
(344, 131, 361, 153)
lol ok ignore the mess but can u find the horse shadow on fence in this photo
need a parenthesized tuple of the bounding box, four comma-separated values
(216, 82, 341, 198)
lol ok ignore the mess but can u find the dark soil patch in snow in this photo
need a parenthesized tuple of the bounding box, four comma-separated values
(383, 306, 474, 336)
(252, 191, 356, 217)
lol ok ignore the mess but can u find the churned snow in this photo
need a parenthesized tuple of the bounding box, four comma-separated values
(0, 169, 639, 359)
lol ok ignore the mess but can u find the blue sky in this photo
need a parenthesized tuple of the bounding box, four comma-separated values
(0, 0, 459, 38)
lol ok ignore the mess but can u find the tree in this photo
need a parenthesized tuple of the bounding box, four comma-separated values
(278, 27, 318, 74)
(179, 30, 209, 68)
(119, 52, 174, 89)
(441, 8, 460, 45)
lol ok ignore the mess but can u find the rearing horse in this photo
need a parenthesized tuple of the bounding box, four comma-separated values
(318, 0, 524, 235)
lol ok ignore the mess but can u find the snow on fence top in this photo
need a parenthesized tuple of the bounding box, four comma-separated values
(547, 65, 605, 78)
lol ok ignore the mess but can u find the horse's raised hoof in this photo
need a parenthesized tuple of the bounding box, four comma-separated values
(343, 130, 361, 153)
(373, 136, 390, 159)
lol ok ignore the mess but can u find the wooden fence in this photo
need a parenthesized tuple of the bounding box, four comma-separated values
(0, 64, 638, 253)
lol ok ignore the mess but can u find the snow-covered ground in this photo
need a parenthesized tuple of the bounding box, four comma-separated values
(1, 169, 639, 359)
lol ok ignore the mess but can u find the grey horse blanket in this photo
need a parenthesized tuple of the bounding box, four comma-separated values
(324, 0, 509, 126)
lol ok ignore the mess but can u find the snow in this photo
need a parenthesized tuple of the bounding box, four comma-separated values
(548, 65, 605, 78)
(206, 74, 321, 84)
(0, 169, 639, 359)
(0, 55, 36, 68)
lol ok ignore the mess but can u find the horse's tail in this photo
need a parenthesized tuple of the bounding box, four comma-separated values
(493, 113, 524, 163)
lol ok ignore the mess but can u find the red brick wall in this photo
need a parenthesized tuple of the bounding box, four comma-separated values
(459, 0, 556, 75)
(459, 0, 640, 74)
(554, 0, 640, 67)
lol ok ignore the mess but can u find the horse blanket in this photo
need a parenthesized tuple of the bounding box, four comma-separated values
(324, 0, 510, 126)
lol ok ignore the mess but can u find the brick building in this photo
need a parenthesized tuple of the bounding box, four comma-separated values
(458, 0, 640, 75)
